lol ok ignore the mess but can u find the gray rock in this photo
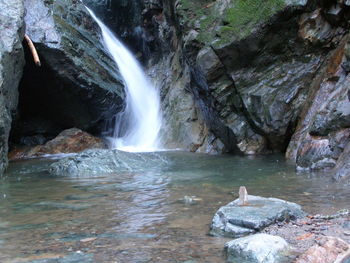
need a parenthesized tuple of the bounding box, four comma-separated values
(196, 47, 225, 82)
(149, 51, 212, 153)
(287, 36, 350, 172)
(210, 195, 305, 238)
(49, 149, 169, 176)
(225, 233, 292, 263)
(0, 0, 25, 174)
(23, 0, 125, 130)
(333, 141, 350, 180)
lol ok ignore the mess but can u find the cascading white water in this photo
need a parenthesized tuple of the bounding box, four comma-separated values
(86, 7, 162, 152)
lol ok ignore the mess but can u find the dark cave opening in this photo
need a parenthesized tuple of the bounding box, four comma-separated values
(9, 42, 112, 149)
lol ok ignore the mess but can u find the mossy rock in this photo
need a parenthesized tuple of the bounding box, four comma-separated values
(177, 0, 307, 47)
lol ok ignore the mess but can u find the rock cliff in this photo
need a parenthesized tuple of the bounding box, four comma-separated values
(141, 0, 350, 177)
(11, 0, 126, 146)
(0, 0, 25, 174)
(1, 0, 349, 179)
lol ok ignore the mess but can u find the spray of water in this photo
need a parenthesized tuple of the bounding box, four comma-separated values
(86, 7, 162, 152)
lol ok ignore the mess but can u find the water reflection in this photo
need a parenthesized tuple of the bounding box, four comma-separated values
(0, 153, 349, 262)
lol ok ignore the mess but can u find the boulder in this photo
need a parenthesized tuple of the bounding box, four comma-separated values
(49, 149, 168, 176)
(210, 195, 305, 238)
(0, 0, 25, 174)
(20, 0, 125, 133)
(225, 233, 292, 263)
(9, 128, 106, 160)
(295, 236, 350, 263)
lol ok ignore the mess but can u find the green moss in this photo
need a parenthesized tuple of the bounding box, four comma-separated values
(224, 0, 286, 38)
(177, 0, 286, 47)
(176, 0, 219, 44)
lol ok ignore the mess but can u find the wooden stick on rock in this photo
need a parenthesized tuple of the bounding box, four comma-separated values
(24, 34, 41, 67)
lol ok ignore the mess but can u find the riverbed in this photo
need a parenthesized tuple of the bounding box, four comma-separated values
(0, 152, 349, 262)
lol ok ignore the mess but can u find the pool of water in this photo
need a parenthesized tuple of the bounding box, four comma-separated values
(0, 152, 349, 262)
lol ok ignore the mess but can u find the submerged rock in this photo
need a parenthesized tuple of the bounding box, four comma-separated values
(225, 234, 292, 263)
(9, 128, 106, 160)
(210, 195, 305, 238)
(0, 0, 25, 174)
(49, 149, 169, 176)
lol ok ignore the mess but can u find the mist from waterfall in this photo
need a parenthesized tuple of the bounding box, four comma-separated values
(86, 7, 162, 152)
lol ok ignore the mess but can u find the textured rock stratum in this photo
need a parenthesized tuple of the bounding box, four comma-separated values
(0, 0, 25, 174)
(143, 0, 350, 176)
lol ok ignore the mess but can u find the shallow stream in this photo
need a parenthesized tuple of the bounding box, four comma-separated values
(0, 152, 349, 262)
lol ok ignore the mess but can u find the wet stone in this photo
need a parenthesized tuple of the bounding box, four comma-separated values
(225, 233, 292, 263)
(210, 195, 305, 238)
(295, 236, 350, 263)
(49, 149, 170, 176)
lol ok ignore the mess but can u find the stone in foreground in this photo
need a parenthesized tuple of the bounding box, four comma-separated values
(49, 149, 168, 176)
(211, 195, 305, 238)
(295, 236, 350, 263)
(225, 234, 292, 263)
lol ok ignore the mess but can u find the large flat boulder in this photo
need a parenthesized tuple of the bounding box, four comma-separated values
(225, 234, 292, 263)
(210, 195, 305, 238)
(49, 149, 169, 176)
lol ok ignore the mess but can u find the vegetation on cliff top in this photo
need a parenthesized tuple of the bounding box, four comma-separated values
(177, 0, 286, 46)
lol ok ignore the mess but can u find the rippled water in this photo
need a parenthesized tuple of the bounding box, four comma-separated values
(0, 152, 349, 263)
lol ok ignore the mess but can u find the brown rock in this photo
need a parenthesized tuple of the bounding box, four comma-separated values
(295, 236, 350, 263)
(9, 128, 106, 160)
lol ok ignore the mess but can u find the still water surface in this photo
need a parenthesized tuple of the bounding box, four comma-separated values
(0, 152, 349, 262)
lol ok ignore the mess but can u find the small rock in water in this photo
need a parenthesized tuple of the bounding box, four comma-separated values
(225, 233, 292, 263)
(182, 196, 202, 205)
(80, 237, 97, 242)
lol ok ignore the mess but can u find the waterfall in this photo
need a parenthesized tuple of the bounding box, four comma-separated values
(86, 7, 162, 152)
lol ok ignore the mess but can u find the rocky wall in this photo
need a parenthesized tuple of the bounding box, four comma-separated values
(0, 0, 25, 174)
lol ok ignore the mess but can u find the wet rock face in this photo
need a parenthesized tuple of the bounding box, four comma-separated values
(286, 33, 350, 173)
(332, 141, 350, 180)
(16, 0, 125, 142)
(0, 0, 25, 174)
(82, 0, 145, 54)
(149, 0, 350, 168)
(169, 0, 324, 154)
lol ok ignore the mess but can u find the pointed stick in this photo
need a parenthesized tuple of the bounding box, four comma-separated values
(24, 34, 41, 67)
